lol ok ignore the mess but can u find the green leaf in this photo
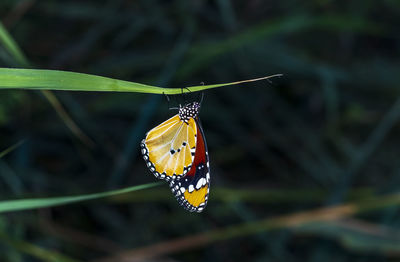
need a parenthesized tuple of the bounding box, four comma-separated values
(0, 182, 162, 213)
(0, 68, 282, 94)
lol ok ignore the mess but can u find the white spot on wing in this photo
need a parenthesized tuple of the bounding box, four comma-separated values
(196, 178, 205, 189)
(188, 184, 194, 192)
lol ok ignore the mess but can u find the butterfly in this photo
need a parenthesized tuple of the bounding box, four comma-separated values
(140, 101, 210, 212)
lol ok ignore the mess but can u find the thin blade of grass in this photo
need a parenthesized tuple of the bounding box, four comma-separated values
(0, 68, 281, 94)
(185, 74, 283, 92)
(0, 22, 29, 67)
(41, 90, 95, 147)
(0, 139, 25, 159)
(0, 182, 162, 213)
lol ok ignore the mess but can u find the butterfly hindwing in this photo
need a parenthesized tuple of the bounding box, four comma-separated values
(170, 118, 210, 213)
(141, 114, 197, 181)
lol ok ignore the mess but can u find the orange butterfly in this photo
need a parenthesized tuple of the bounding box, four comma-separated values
(141, 101, 210, 212)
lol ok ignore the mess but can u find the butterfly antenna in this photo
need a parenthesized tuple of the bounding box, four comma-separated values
(199, 81, 205, 106)
(181, 87, 191, 94)
(163, 92, 170, 102)
(267, 74, 283, 86)
(199, 92, 204, 106)
(163, 92, 172, 110)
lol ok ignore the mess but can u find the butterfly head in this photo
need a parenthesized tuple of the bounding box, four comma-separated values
(179, 102, 200, 123)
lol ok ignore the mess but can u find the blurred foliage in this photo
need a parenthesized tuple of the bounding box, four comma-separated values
(0, 90, 26, 125)
(1, 0, 400, 261)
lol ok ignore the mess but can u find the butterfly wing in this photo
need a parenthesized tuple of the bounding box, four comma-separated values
(170, 118, 210, 212)
(141, 114, 197, 181)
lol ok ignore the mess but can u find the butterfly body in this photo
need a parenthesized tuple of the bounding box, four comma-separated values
(141, 102, 210, 212)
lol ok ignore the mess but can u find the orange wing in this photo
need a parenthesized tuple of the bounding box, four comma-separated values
(141, 114, 197, 181)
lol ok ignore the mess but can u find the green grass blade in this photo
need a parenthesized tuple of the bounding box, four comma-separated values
(0, 22, 29, 67)
(0, 140, 25, 159)
(186, 74, 283, 92)
(0, 182, 162, 213)
(40, 90, 95, 147)
(0, 68, 281, 94)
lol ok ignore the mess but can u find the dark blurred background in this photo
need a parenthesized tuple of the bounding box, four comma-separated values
(1, 0, 400, 261)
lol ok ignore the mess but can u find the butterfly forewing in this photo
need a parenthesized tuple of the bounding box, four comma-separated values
(141, 114, 197, 181)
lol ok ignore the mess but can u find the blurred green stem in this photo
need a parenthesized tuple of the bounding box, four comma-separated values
(0, 182, 162, 214)
(0, 140, 25, 159)
(97, 193, 400, 261)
